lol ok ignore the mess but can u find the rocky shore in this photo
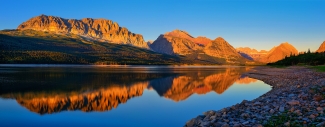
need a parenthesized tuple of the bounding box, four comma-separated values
(185, 66, 325, 127)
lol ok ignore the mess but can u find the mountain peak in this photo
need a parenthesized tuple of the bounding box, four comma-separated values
(316, 41, 325, 52)
(167, 29, 189, 34)
(261, 42, 298, 63)
(280, 42, 290, 46)
(165, 29, 194, 39)
(213, 37, 226, 42)
(278, 42, 296, 50)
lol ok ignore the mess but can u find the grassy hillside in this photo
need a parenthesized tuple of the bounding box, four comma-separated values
(0, 30, 195, 65)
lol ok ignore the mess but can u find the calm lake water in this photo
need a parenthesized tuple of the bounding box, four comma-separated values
(0, 65, 271, 127)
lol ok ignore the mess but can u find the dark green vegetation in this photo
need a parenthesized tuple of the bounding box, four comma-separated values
(267, 52, 325, 66)
(0, 30, 203, 65)
(264, 111, 318, 127)
(310, 65, 325, 72)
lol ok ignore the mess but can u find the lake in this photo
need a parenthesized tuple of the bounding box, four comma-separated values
(0, 65, 271, 127)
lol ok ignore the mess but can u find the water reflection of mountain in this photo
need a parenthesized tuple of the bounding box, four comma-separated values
(0, 67, 255, 114)
(235, 77, 258, 84)
(149, 67, 251, 102)
(16, 82, 148, 114)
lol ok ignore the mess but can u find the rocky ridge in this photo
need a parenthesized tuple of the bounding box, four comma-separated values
(17, 15, 149, 49)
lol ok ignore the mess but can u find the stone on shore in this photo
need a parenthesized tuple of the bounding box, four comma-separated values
(184, 66, 325, 127)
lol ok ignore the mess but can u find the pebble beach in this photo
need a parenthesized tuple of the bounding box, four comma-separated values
(185, 66, 325, 127)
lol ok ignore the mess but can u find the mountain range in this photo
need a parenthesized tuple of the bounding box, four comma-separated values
(1, 14, 324, 64)
(150, 29, 247, 64)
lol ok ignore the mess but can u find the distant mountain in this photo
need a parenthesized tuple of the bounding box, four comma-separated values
(261, 42, 298, 63)
(17, 15, 149, 49)
(150, 30, 251, 64)
(316, 41, 325, 52)
(236, 47, 268, 62)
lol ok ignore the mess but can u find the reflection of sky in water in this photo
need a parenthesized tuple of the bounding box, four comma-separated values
(0, 66, 271, 127)
(0, 81, 270, 127)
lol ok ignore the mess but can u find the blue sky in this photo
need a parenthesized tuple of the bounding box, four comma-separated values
(1, 0, 324, 52)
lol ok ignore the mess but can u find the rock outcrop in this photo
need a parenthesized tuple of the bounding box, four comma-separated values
(150, 30, 249, 64)
(261, 42, 298, 63)
(316, 41, 325, 52)
(17, 14, 149, 49)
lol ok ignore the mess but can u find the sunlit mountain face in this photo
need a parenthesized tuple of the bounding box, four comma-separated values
(0, 66, 257, 114)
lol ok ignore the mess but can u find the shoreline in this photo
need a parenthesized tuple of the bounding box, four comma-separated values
(185, 66, 325, 127)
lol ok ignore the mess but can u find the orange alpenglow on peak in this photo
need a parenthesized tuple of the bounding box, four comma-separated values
(150, 29, 249, 64)
(316, 41, 325, 52)
(193, 36, 211, 46)
(164, 29, 194, 40)
(213, 37, 226, 41)
(17, 14, 149, 49)
(261, 42, 298, 63)
(164, 29, 212, 46)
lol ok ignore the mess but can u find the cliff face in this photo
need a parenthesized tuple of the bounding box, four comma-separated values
(261, 42, 298, 63)
(316, 41, 325, 53)
(150, 30, 248, 64)
(17, 15, 149, 49)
